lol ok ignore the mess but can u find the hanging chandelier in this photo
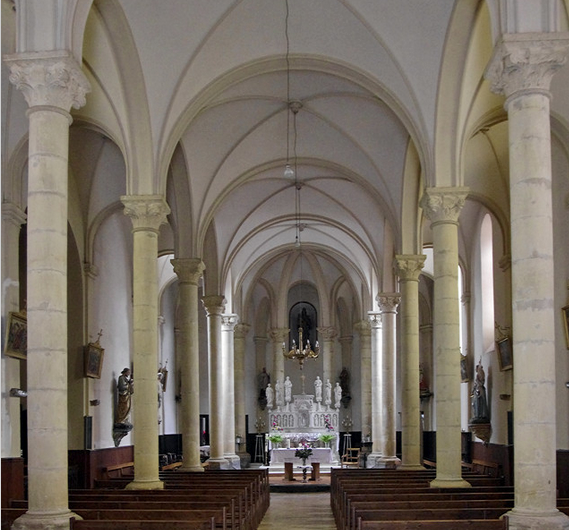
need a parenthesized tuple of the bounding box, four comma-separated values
(282, 326, 319, 370)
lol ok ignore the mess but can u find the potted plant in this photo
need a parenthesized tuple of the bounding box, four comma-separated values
(318, 433, 336, 447)
(267, 433, 283, 447)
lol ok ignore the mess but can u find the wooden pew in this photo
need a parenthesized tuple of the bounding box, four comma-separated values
(71, 517, 215, 530)
(104, 461, 134, 478)
(357, 519, 508, 530)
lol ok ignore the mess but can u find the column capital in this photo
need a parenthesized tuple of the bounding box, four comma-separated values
(394, 254, 426, 282)
(339, 335, 353, 345)
(171, 258, 205, 285)
(485, 33, 569, 102)
(269, 327, 289, 342)
(368, 311, 382, 329)
(221, 314, 239, 331)
(2, 202, 27, 228)
(354, 319, 371, 336)
(317, 326, 337, 340)
(254, 335, 269, 345)
(121, 195, 170, 233)
(377, 293, 401, 313)
(201, 295, 227, 316)
(420, 187, 469, 225)
(235, 323, 251, 339)
(5, 50, 90, 111)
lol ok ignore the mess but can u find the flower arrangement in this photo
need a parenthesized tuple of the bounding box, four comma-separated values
(295, 443, 313, 461)
(324, 414, 334, 431)
(271, 420, 283, 431)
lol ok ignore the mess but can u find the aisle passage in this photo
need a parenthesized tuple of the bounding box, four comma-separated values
(258, 492, 336, 529)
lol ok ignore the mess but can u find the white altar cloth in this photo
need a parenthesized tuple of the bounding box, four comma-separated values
(270, 447, 333, 464)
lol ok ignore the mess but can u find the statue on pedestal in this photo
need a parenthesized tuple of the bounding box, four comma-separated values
(324, 379, 332, 407)
(266, 383, 274, 409)
(275, 379, 284, 407)
(314, 376, 322, 402)
(334, 382, 342, 409)
(471, 358, 490, 423)
(284, 376, 292, 404)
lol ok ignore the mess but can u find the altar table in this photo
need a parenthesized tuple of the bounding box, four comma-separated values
(270, 447, 333, 464)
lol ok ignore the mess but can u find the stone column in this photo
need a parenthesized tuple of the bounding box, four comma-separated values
(1, 203, 26, 459)
(377, 294, 401, 468)
(5, 51, 90, 529)
(318, 326, 337, 387)
(235, 323, 251, 465)
(221, 314, 240, 468)
(122, 196, 170, 490)
(366, 312, 383, 467)
(395, 255, 426, 469)
(202, 295, 228, 467)
(269, 327, 288, 388)
(485, 33, 569, 529)
(171, 258, 205, 472)
(420, 187, 470, 489)
(354, 320, 372, 440)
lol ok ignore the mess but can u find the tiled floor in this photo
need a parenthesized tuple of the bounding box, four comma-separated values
(258, 492, 336, 529)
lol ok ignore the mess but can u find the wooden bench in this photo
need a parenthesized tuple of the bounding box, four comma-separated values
(71, 517, 215, 530)
(104, 461, 134, 478)
(471, 459, 502, 478)
(357, 519, 508, 530)
(161, 461, 183, 471)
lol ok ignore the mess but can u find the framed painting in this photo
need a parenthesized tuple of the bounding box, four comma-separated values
(497, 336, 512, 371)
(4, 311, 27, 360)
(563, 305, 569, 350)
(84, 341, 104, 378)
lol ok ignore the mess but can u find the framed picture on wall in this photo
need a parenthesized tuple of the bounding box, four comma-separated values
(84, 341, 104, 378)
(562, 305, 569, 350)
(4, 311, 27, 360)
(496, 336, 512, 371)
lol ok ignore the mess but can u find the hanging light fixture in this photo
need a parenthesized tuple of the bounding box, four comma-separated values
(281, 0, 319, 390)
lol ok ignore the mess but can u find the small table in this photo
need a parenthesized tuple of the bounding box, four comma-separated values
(284, 461, 320, 481)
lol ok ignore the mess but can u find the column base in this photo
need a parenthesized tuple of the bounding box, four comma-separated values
(377, 456, 401, 469)
(180, 463, 205, 472)
(223, 454, 242, 469)
(399, 463, 426, 470)
(506, 509, 569, 530)
(125, 479, 164, 490)
(238, 451, 251, 468)
(430, 477, 472, 489)
(365, 452, 383, 468)
(12, 510, 81, 530)
(206, 457, 231, 470)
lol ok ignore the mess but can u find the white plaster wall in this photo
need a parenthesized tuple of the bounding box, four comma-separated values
(88, 212, 133, 449)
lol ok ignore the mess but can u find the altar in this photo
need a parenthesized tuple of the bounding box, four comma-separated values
(270, 447, 333, 465)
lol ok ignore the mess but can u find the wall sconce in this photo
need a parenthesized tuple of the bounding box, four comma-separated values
(10, 388, 27, 398)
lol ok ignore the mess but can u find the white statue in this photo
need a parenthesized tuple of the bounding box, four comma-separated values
(275, 379, 284, 407)
(284, 376, 292, 403)
(334, 381, 342, 409)
(324, 379, 332, 406)
(266, 383, 274, 409)
(314, 376, 322, 402)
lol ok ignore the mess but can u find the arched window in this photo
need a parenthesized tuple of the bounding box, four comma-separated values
(480, 214, 495, 353)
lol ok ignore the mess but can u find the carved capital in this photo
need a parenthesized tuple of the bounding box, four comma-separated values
(354, 320, 371, 336)
(269, 328, 289, 343)
(121, 195, 170, 232)
(2, 202, 27, 228)
(485, 33, 569, 101)
(394, 254, 426, 282)
(420, 187, 469, 225)
(171, 258, 205, 285)
(5, 51, 90, 111)
(377, 293, 401, 313)
(317, 326, 337, 341)
(368, 312, 382, 330)
(235, 323, 251, 340)
(201, 295, 226, 316)
(84, 262, 99, 279)
(221, 313, 239, 331)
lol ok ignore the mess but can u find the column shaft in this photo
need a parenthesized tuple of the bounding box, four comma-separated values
(171, 258, 205, 472)
(421, 187, 470, 488)
(355, 321, 372, 441)
(318, 326, 337, 385)
(396, 255, 426, 469)
(367, 312, 383, 465)
(122, 196, 170, 490)
(222, 314, 240, 468)
(270, 328, 288, 389)
(377, 294, 401, 467)
(486, 33, 569, 528)
(6, 51, 90, 529)
(202, 296, 228, 466)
